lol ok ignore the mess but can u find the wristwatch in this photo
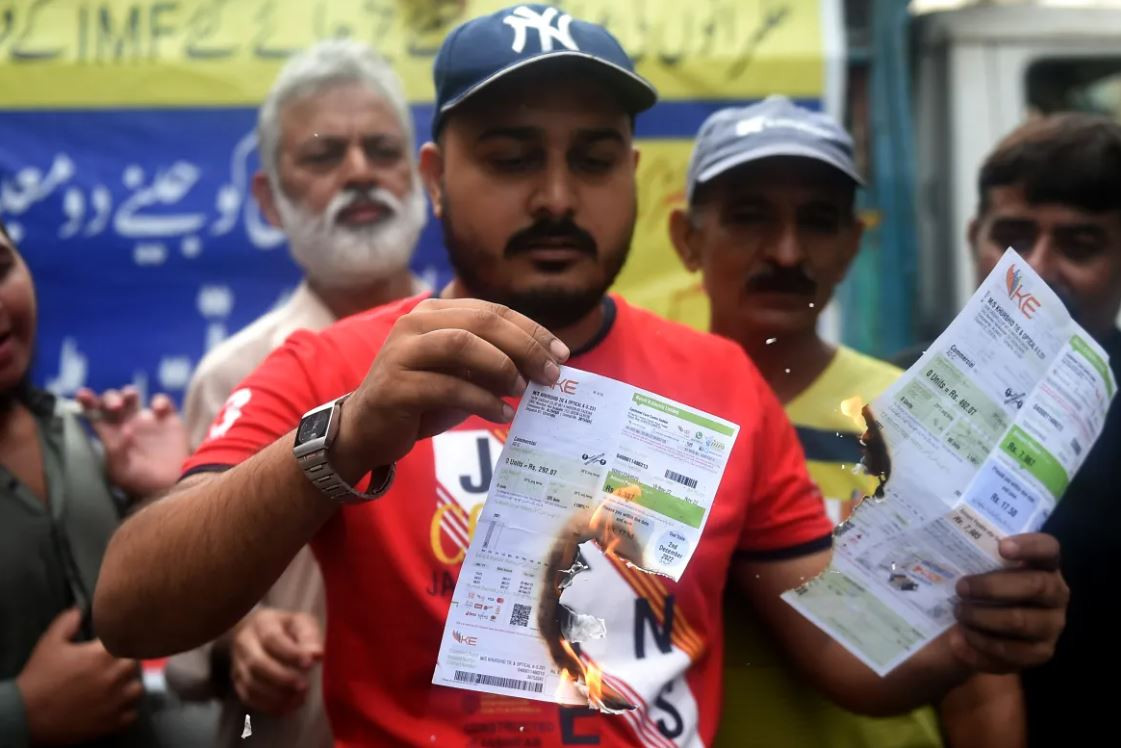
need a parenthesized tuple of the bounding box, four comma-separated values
(293, 393, 395, 503)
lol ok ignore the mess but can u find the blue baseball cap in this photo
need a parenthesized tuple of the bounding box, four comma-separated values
(431, 4, 657, 138)
(686, 96, 863, 202)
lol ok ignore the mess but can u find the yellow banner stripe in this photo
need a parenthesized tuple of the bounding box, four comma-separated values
(0, 0, 827, 108)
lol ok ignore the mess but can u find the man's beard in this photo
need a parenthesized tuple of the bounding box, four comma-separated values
(440, 196, 634, 331)
(275, 182, 426, 288)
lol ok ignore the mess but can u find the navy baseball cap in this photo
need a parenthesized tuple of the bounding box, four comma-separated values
(431, 3, 657, 138)
(686, 96, 863, 202)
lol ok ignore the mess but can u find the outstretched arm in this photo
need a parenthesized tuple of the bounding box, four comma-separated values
(94, 439, 335, 657)
(94, 299, 570, 657)
(732, 533, 1067, 716)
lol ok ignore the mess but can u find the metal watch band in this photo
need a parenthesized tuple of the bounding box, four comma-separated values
(297, 449, 396, 503)
(294, 393, 395, 503)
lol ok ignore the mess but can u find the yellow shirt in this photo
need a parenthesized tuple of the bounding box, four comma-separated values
(717, 347, 944, 748)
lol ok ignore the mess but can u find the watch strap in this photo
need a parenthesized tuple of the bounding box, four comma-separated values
(295, 393, 395, 503)
(297, 450, 396, 503)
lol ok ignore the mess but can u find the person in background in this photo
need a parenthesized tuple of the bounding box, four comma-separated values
(964, 113, 1121, 747)
(670, 96, 1025, 747)
(0, 218, 189, 746)
(166, 39, 428, 748)
(95, 6, 1068, 746)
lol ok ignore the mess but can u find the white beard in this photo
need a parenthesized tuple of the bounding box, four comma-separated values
(276, 182, 426, 289)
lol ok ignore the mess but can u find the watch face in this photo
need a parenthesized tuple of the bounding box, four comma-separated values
(298, 409, 332, 444)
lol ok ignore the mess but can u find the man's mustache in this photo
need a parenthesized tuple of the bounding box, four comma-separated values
(745, 264, 818, 295)
(327, 187, 399, 225)
(505, 219, 597, 257)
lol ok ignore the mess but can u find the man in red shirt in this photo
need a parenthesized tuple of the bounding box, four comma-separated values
(95, 5, 1069, 746)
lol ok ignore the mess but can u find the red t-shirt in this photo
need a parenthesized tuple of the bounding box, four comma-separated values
(186, 293, 832, 747)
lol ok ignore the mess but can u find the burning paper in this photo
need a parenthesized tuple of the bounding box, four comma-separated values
(784, 249, 1116, 675)
(432, 366, 739, 708)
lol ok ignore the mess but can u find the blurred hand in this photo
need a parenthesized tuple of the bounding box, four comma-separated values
(75, 385, 188, 498)
(231, 608, 323, 716)
(951, 532, 1069, 672)
(16, 609, 144, 744)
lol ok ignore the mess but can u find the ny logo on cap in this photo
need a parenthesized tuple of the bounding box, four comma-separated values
(503, 5, 578, 53)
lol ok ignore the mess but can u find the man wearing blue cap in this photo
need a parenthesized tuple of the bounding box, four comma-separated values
(96, 7, 1068, 747)
(671, 97, 1023, 747)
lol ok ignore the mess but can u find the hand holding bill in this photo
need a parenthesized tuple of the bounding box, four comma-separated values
(950, 532, 1068, 673)
(331, 298, 570, 480)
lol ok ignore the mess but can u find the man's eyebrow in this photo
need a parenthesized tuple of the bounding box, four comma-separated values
(720, 192, 768, 205)
(361, 133, 403, 143)
(296, 134, 345, 149)
(573, 128, 626, 145)
(800, 198, 844, 210)
(1054, 222, 1108, 235)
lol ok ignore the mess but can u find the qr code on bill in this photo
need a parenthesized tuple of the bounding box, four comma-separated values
(509, 603, 531, 627)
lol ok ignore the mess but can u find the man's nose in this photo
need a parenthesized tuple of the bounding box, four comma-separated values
(767, 222, 807, 266)
(529, 162, 578, 219)
(1023, 236, 1062, 284)
(341, 145, 378, 190)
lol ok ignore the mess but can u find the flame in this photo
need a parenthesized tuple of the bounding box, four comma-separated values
(553, 667, 575, 701)
(561, 639, 594, 694)
(584, 659, 607, 710)
(556, 637, 631, 713)
(539, 500, 638, 713)
(840, 395, 867, 431)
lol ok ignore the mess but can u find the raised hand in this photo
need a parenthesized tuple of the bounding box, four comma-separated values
(330, 298, 569, 480)
(75, 385, 189, 499)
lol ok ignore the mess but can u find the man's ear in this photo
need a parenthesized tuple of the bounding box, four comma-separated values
(669, 208, 702, 272)
(418, 142, 445, 218)
(251, 172, 283, 228)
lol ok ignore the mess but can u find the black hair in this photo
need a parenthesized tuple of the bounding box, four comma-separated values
(978, 112, 1121, 217)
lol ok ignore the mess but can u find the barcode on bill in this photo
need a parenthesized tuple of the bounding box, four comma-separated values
(510, 603, 531, 627)
(453, 670, 544, 693)
(665, 469, 698, 489)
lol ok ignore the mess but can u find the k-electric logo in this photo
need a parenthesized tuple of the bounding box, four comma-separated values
(452, 630, 479, 646)
(548, 378, 579, 395)
(1006, 265, 1042, 319)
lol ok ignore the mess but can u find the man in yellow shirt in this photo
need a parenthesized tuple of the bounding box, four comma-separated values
(670, 97, 1020, 747)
